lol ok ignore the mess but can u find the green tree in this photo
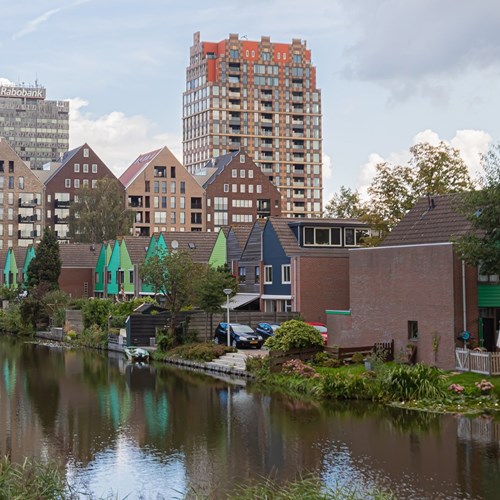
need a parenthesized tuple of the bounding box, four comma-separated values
(323, 186, 366, 219)
(68, 177, 132, 243)
(365, 141, 473, 239)
(27, 227, 61, 290)
(456, 143, 500, 274)
(139, 249, 199, 336)
(197, 265, 237, 341)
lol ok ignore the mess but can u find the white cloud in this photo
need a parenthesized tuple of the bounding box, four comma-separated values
(354, 129, 493, 197)
(0, 77, 15, 86)
(69, 98, 182, 177)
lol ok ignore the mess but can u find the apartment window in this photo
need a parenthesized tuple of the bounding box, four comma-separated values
(264, 265, 273, 284)
(248, 170, 254, 179)
(74, 163, 80, 172)
(223, 183, 229, 192)
(170, 181, 176, 194)
(129, 270, 134, 283)
(170, 197, 176, 209)
(0, 160, 3, 172)
(8, 161, 14, 173)
(232, 169, 237, 178)
(240, 154, 245, 163)
(180, 181, 185, 194)
(230, 49, 239, 58)
(92, 164, 98, 173)
(304, 227, 342, 247)
(162, 181, 167, 193)
(282, 264, 291, 284)
(255, 266, 260, 284)
(170, 166, 176, 178)
(145, 180, 150, 192)
(8, 176, 14, 189)
(83, 164, 89, 173)
(240, 169, 245, 178)
(83, 148, 89, 157)
(74, 179, 80, 188)
(408, 321, 419, 341)
(256, 184, 262, 193)
(92, 180, 97, 188)
(18, 176, 24, 189)
(154, 181, 159, 193)
(83, 179, 89, 187)
(344, 228, 370, 247)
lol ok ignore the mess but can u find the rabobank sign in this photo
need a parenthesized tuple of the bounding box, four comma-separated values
(0, 86, 46, 100)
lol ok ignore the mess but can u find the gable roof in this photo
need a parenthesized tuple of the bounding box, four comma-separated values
(380, 194, 472, 247)
(119, 147, 163, 188)
(266, 217, 367, 256)
(59, 244, 101, 268)
(160, 231, 219, 263)
(194, 150, 240, 188)
(228, 225, 253, 257)
(120, 236, 150, 264)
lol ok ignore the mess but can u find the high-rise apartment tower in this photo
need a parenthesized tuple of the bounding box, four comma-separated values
(183, 32, 322, 218)
(0, 82, 69, 169)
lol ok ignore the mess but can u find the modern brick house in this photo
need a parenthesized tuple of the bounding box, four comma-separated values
(193, 150, 281, 232)
(120, 146, 205, 236)
(262, 217, 373, 322)
(328, 195, 500, 370)
(183, 32, 323, 218)
(37, 143, 123, 242)
(59, 244, 100, 298)
(0, 138, 45, 249)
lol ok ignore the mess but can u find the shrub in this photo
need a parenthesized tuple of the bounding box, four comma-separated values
(380, 363, 447, 401)
(320, 372, 372, 400)
(351, 352, 365, 364)
(82, 298, 113, 329)
(0, 303, 34, 335)
(282, 359, 320, 378)
(159, 342, 235, 362)
(264, 319, 324, 351)
(75, 324, 108, 348)
(246, 355, 269, 374)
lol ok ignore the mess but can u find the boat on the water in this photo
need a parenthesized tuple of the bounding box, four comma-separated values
(124, 346, 150, 362)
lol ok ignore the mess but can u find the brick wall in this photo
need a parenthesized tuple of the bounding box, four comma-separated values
(295, 255, 350, 324)
(328, 243, 477, 370)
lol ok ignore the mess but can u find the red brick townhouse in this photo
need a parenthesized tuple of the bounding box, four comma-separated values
(327, 195, 500, 370)
(193, 149, 281, 232)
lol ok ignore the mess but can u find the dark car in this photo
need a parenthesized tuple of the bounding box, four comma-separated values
(254, 322, 281, 340)
(214, 322, 264, 349)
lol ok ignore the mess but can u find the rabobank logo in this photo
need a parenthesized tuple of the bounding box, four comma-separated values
(0, 86, 46, 99)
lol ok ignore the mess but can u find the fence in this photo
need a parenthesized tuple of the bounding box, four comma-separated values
(269, 346, 324, 373)
(326, 340, 394, 362)
(455, 348, 500, 375)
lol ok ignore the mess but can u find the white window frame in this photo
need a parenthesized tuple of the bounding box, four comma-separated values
(281, 264, 291, 284)
(264, 265, 273, 284)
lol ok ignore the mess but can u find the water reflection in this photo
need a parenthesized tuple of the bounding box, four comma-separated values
(1, 336, 500, 499)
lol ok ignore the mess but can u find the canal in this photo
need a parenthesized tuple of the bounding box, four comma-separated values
(1, 336, 499, 499)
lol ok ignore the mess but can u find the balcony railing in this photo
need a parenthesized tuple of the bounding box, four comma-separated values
(18, 198, 39, 207)
(18, 214, 37, 223)
(55, 199, 70, 208)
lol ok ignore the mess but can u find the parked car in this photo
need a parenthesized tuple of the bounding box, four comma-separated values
(307, 322, 328, 345)
(254, 322, 281, 340)
(214, 322, 264, 349)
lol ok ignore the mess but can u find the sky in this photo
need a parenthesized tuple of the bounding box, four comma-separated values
(1, 0, 499, 205)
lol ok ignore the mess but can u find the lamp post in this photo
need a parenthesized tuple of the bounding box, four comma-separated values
(223, 288, 232, 347)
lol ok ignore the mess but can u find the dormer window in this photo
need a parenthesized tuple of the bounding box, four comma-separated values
(303, 227, 341, 246)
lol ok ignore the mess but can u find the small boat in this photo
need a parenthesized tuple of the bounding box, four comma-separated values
(124, 346, 150, 363)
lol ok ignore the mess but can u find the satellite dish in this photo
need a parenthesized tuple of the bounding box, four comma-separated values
(171, 240, 179, 249)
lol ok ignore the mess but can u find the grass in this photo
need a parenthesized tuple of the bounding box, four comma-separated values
(228, 475, 395, 500)
(0, 456, 70, 499)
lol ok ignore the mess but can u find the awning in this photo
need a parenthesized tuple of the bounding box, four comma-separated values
(222, 293, 260, 310)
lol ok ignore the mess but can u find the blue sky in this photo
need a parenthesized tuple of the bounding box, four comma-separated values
(1, 0, 499, 203)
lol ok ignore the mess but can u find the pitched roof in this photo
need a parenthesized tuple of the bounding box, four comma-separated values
(119, 147, 163, 188)
(32, 162, 61, 184)
(121, 236, 150, 264)
(194, 150, 240, 188)
(228, 225, 253, 250)
(160, 231, 219, 263)
(59, 243, 101, 268)
(12, 247, 28, 268)
(380, 194, 472, 246)
(266, 217, 367, 256)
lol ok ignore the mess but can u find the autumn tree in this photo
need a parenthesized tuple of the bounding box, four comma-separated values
(68, 177, 133, 243)
(27, 227, 61, 290)
(323, 186, 366, 219)
(139, 249, 199, 337)
(456, 143, 500, 275)
(365, 141, 473, 238)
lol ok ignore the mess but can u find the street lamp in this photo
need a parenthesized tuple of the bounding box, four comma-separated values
(223, 288, 232, 347)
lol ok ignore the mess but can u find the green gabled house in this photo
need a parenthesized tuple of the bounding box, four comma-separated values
(22, 245, 36, 289)
(2, 247, 31, 289)
(106, 241, 122, 297)
(209, 230, 227, 268)
(141, 234, 166, 295)
(119, 237, 149, 297)
(94, 243, 110, 297)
